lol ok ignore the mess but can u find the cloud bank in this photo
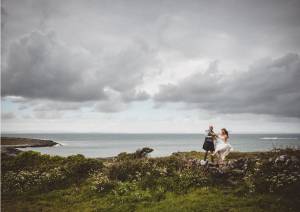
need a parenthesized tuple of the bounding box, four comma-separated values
(2, 30, 155, 112)
(2, 0, 300, 125)
(155, 53, 300, 118)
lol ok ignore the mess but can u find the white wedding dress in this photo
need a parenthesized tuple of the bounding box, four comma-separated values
(214, 137, 233, 160)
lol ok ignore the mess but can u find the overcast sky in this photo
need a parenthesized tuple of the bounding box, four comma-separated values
(1, 0, 300, 133)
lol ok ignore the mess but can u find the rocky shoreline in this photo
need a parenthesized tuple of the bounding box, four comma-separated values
(1, 137, 58, 156)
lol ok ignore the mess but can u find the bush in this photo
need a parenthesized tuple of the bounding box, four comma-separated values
(147, 168, 209, 194)
(64, 154, 103, 182)
(177, 168, 209, 191)
(1, 152, 104, 195)
(243, 155, 300, 195)
(2, 167, 67, 194)
(90, 172, 116, 193)
(2, 170, 42, 194)
(112, 181, 152, 203)
(1, 151, 56, 173)
(108, 159, 155, 181)
(154, 156, 186, 176)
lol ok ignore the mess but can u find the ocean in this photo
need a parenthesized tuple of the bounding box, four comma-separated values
(2, 133, 300, 158)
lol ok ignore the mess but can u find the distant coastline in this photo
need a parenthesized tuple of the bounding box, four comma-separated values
(1, 137, 58, 156)
(1, 133, 300, 158)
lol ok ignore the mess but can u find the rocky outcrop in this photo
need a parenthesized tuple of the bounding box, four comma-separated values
(186, 153, 300, 185)
(116, 147, 154, 161)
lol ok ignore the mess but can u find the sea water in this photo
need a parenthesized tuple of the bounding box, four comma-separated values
(2, 133, 300, 158)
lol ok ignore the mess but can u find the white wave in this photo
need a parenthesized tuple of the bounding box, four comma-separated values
(260, 137, 298, 140)
(54, 143, 65, 147)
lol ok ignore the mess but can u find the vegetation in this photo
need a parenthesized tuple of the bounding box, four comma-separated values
(2, 148, 300, 211)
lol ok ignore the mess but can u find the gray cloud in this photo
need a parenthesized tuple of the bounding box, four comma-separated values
(2, 30, 103, 101)
(155, 53, 300, 118)
(3, 0, 300, 62)
(32, 101, 87, 112)
(1, 112, 16, 119)
(2, 0, 300, 118)
(2, 30, 154, 111)
(34, 111, 63, 119)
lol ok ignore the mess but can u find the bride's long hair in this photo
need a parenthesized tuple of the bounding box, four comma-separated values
(221, 128, 229, 138)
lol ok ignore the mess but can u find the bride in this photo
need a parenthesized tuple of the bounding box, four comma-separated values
(213, 128, 233, 164)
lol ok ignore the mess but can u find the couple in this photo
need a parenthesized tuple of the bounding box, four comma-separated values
(202, 125, 233, 165)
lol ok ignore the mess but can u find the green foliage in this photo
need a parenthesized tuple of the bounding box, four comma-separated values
(1, 151, 103, 195)
(2, 148, 300, 211)
(64, 154, 103, 181)
(108, 158, 157, 181)
(112, 181, 153, 204)
(90, 172, 116, 193)
(244, 155, 300, 195)
(173, 168, 210, 193)
(2, 167, 67, 194)
(155, 156, 186, 174)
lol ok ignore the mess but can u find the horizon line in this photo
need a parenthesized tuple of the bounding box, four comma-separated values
(2, 131, 300, 135)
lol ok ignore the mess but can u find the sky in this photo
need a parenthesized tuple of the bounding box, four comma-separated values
(1, 0, 300, 133)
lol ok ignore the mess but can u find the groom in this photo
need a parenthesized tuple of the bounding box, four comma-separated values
(202, 125, 217, 163)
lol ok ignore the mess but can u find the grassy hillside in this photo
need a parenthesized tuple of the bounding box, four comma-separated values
(2, 149, 300, 211)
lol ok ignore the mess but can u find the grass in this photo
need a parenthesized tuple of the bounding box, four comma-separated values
(2, 149, 300, 211)
(137, 188, 287, 212)
(3, 186, 295, 212)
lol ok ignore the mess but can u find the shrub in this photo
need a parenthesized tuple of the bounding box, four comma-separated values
(1, 152, 104, 195)
(112, 181, 152, 203)
(1, 151, 53, 173)
(152, 168, 209, 194)
(2, 167, 67, 194)
(113, 181, 140, 196)
(90, 172, 116, 193)
(64, 154, 103, 182)
(108, 159, 155, 181)
(2, 170, 42, 194)
(243, 156, 300, 195)
(154, 156, 186, 176)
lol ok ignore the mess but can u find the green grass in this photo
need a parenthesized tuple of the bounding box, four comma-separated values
(3, 186, 296, 212)
(137, 188, 296, 212)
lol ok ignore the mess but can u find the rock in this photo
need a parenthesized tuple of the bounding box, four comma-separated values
(208, 167, 225, 177)
(1, 146, 22, 156)
(231, 169, 244, 176)
(227, 158, 249, 170)
(117, 147, 154, 160)
(290, 156, 299, 163)
(227, 160, 237, 168)
(285, 158, 291, 166)
(243, 163, 248, 170)
(275, 155, 288, 163)
(186, 158, 201, 167)
(135, 147, 154, 158)
(220, 166, 231, 173)
(199, 159, 207, 166)
(227, 179, 239, 186)
(207, 161, 215, 166)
